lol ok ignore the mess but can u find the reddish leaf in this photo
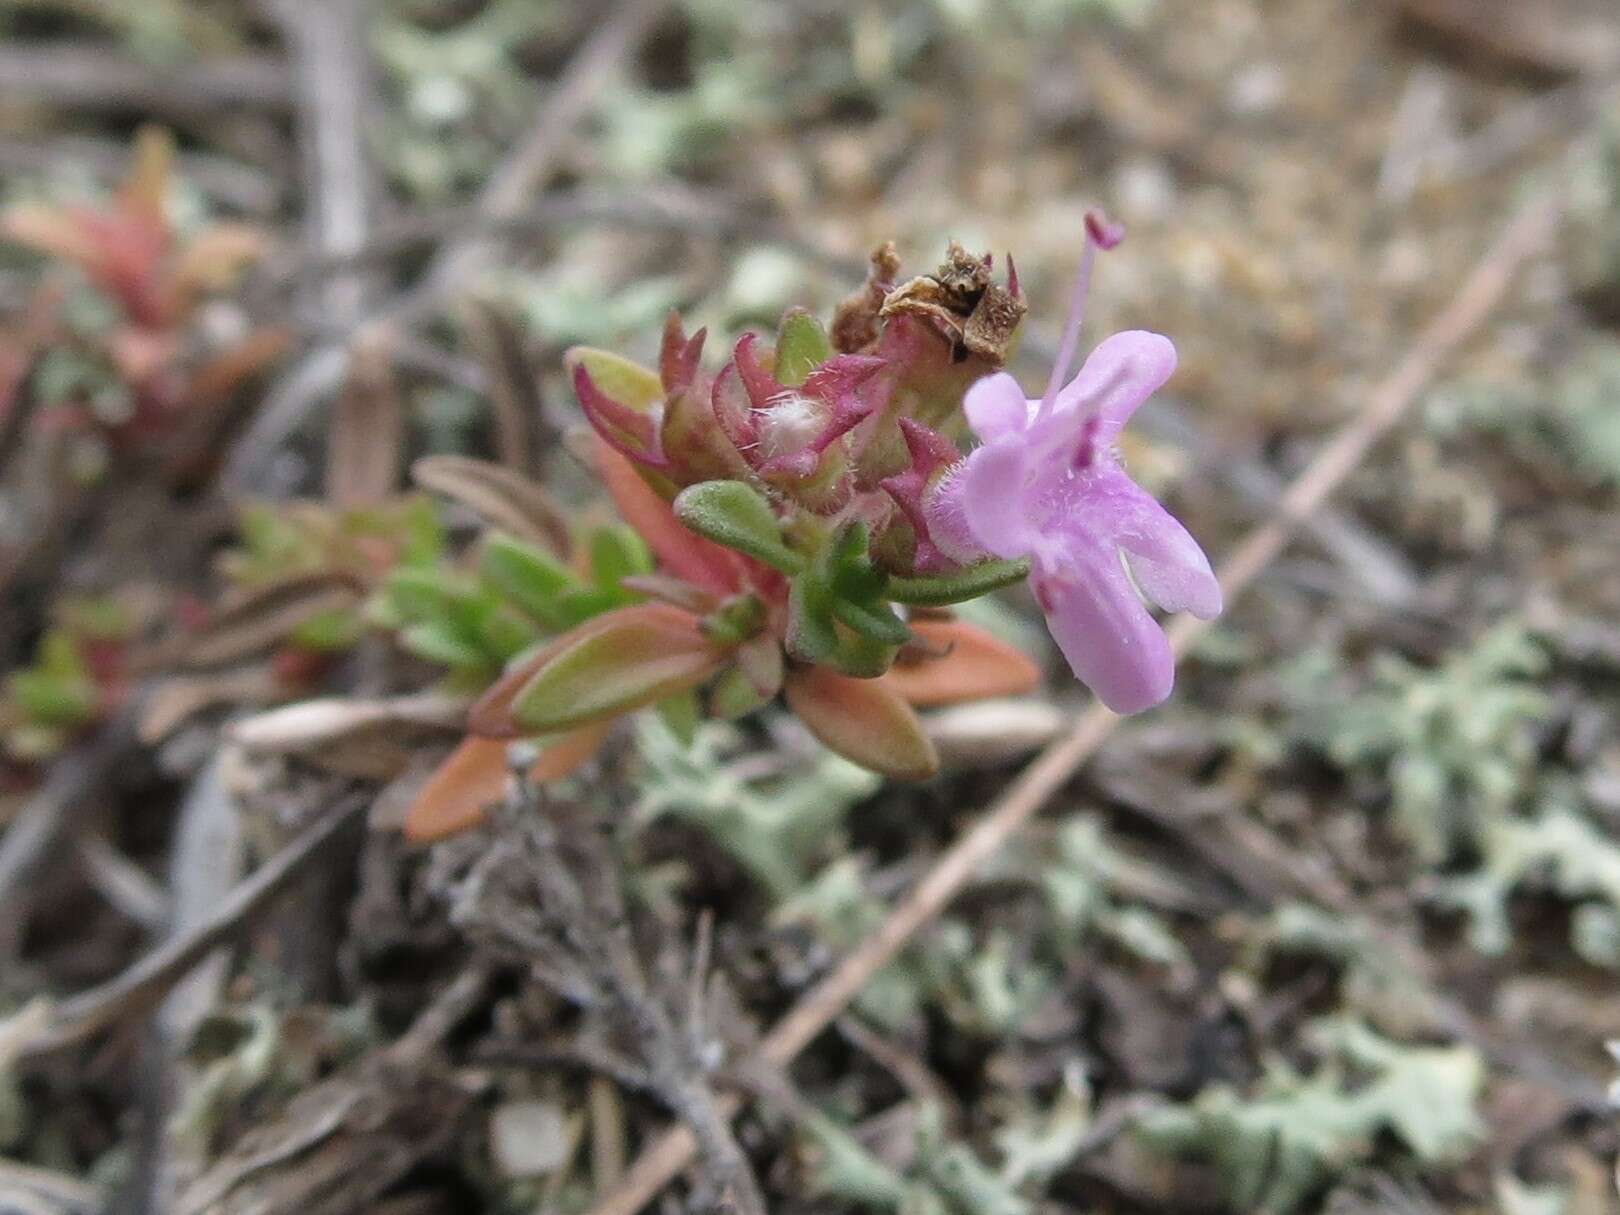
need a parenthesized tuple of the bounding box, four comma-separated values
(658, 311, 707, 393)
(783, 666, 939, 781)
(592, 436, 745, 595)
(402, 724, 610, 843)
(881, 618, 1041, 707)
(468, 617, 622, 739)
(574, 362, 669, 469)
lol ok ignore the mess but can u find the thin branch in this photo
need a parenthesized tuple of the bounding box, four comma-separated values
(73, 831, 168, 931)
(141, 753, 247, 1213)
(0, 44, 291, 114)
(0, 717, 134, 925)
(225, 0, 670, 492)
(583, 185, 1565, 1215)
(5, 794, 367, 1057)
(473, 1040, 656, 1095)
(256, 185, 864, 295)
(413, 0, 672, 306)
(274, 0, 377, 332)
(387, 962, 499, 1067)
(510, 776, 768, 1215)
(1140, 394, 1420, 608)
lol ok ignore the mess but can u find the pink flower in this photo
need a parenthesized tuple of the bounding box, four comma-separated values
(925, 214, 1221, 714)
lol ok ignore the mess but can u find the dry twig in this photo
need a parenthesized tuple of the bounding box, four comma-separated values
(274, 0, 377, 332)
(453, 756, 768, 1215)
(0, 44, 290, 114)
(226, 0, 670, 491)
(4, 794, 367, 1057)
(0, 717, 135, 927)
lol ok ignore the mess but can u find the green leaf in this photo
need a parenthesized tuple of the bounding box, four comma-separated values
(551, 587, 629, 629)
(887, 558, 1032, 606)
(8, 633, 98, 728)
(826, 520, 869, 572)
(479, 606, 542, 662)
(589, 523, 654, 591)
(700, 594, 768, 646)
(397, 495, 448, 566)
(400, 621, 491, 672)
(381, 567, 468, 624)
(479, 533, 578, 629)
(830, 633, 896, 679)
(832, 556, 887, 604)
(511, 605, 722, 732)
(821, 520, 885, 599)
(831, 598, 911, 647)
(290, 608, 363, 653)
(710, 664, 772, 720)
(563, 346, 663, 411)
(786, 574, 838, 665)
(773, 307, 831, 388)
(674, 480, 803, 572)
(655, 689, 702, 745)
(9, 671, 96, 728)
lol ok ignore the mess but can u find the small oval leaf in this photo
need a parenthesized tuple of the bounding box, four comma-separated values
(673, 481, 802, 573)
(510, 604, 726, 732)
(830, 598, 911, 647)
(773, 308, 832, 388)
(564, 347, 663, 411)
(882, 618, 1041, 707)
(784, 666, 939, 781)
(479, 533, 579, 631)
(402, 725, 611, 843)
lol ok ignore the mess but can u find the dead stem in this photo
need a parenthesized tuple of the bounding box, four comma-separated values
(2, 793, 368, 1057)
(225, 0, 670, 493)
(468, 756, 768, 1215)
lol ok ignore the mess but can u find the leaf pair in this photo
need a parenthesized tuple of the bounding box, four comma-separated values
(401, 602, 732, 841)
(784, 522, 910, 677)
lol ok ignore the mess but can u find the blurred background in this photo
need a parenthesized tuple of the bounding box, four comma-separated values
(2, 1, 1620, 1213)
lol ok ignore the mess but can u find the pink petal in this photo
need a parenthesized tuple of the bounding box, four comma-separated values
(1068, 471, 1222, 619)
(963, 372, 1032, 443)
(918, 461, 987, 568)
(954, 435, 1040, 560)
(1034, 550, 1176, 715)
(1051, 330, 1176, 446)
